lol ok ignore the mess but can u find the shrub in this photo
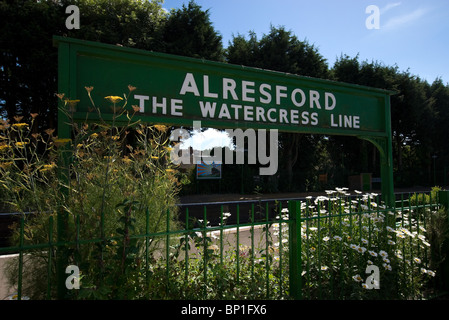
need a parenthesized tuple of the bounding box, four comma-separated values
(294, 188, 439, 299)
(1, 86, 182, 299)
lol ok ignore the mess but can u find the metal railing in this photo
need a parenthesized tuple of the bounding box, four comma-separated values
(1, 190, 448, 300)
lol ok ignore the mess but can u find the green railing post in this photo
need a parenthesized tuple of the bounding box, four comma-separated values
(288, 200, 302, 300)
(438, 190, 449, 291)
(438, 190, 449, 210)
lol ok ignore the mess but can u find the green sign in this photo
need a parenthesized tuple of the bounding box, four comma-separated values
(54, 36, 391, 137)
(54, 36, 395, 206)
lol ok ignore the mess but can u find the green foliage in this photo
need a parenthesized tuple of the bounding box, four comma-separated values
(331, 54, 449, 187)
(295, 188, 438, 299)
(2, 1, 449, 189)
(227, 26, 330, 192)
(227, 25, 329, 79)
(0, 0, 168, 129)
(134, 210, 289, 300)
(0, 0, 224, 128)
(160, 0, 224, 61)
(1, 86, 182, 299)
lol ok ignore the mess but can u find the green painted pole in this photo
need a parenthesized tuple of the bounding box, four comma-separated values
(55, 40, 72, 300)
(288, 200, 302, 300)
(382, 96, 395, 208)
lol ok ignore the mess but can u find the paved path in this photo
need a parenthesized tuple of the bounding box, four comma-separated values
(0, 254, 17, 300)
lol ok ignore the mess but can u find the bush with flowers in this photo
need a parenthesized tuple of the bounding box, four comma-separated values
(125, 186, 445, 300)
(1, 86, 183, 299)
(284, 187, 443, 299)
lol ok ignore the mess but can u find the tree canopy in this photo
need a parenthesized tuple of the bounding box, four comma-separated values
(0, 0, 222, 129)
(1, 0, 448, 189)
(227, 26, 330, 190)
(159, 0, 224, 61)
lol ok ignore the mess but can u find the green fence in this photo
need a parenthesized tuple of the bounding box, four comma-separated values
(1, 189, 448, 300)
(288, 189, 448, 299)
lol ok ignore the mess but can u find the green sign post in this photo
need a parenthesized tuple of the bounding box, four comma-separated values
(54, 36, 395, 297)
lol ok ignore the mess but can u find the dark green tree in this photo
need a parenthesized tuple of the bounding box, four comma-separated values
(1, 0, 228, 127)
(226, 26, 329, 191)
(159, 0, 224, 61)
(331, 54, 440, 187)
(424, 78, 449, 185)
(0, 0, 167, 130)
(1, 0, 64, 129)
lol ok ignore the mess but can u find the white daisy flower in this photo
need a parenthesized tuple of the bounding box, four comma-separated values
(368, 250, 378, 257)
(357, 246, 367, 254)
(353, 274, 363, 282)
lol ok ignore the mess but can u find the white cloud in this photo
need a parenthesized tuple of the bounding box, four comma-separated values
(381, 2, 402, 15)
(382, 7, 429, 30)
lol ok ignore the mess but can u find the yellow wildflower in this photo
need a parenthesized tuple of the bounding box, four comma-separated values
(53, 138, 71, 146)
(105, 96, 124, 103)
(111, 135, 120, 141)
(154, 124, 168, 132)
(44, 163, 56, 170)
(15, 141, 28, 148)
(0, 162, 13, 169)
(40, 163, 57, 172)
(0, 145, 11, 152)
(90, 133, 98, 139)
(67, 100, 80, 112)
(12, 123, 29, 129)
(0, 122, 9, 131)
(122, 157, 132, 164)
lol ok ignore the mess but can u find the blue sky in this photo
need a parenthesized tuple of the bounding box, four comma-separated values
(162, 0, 449, 84)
